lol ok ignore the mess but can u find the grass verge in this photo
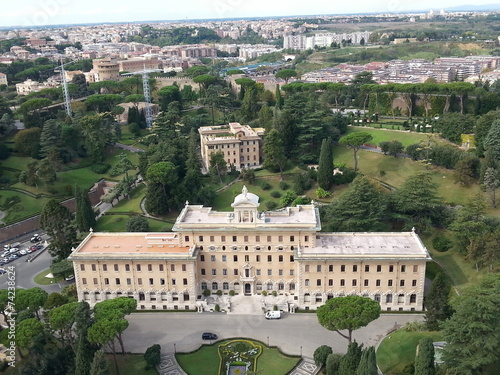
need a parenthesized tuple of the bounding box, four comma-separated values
(108, 354, 158, 375)
(33, 268, 63, 286)
(377, 329, 443, 375)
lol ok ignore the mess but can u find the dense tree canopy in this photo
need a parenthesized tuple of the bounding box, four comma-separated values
(317, 296, 380, 343)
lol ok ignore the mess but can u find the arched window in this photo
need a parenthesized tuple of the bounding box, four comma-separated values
(386, 294, 393, 303)
(278, 283, 284, 290)
(289, 283, 295, 291)
(223, 282, 229, 290)
(410, 294, 417, 303)
(267, 282, 273, 290)
(212, 282, 218, 290)
(201, 282, 207, 290)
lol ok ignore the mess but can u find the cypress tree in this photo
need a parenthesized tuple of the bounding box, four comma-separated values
(339, 341, 363, 375)
(318, 138, 334, 190)
(89, 350, 111, 375)
(75, 302, 98, 375)
(75, 185, 96, 233)
(275, 84, 283, 109)
(414, 337, 435, 375)
(356, 347, 369, 375)
(424, 272, 452, 331)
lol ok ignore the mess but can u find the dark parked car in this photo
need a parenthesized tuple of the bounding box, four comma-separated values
(202, 332, 218, 340)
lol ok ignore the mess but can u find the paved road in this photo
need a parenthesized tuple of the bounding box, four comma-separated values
(123, 312, 424, 357)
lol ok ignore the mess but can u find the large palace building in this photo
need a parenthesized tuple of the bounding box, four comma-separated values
(69, 187, 431, 312)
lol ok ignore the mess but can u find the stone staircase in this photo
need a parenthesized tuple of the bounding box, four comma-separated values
(228, 295, 264, 315)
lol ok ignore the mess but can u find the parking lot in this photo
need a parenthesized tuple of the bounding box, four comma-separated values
(1, 234, 45, 268)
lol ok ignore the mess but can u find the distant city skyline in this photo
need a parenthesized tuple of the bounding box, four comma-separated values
(1, 1, 499, 27)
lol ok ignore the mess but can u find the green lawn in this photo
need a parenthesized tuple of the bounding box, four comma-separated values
(377, 329, 443, 375)
(33, 268, 63, 286)
(0, 190, 50, 225)
(421, 232, 491, 292)
(176, 339, 300, 375)
(95, 214, 173, 232)
(108, 185, 146, 214)
(109, 354, 157, 375)
(212, 175, 297, 212)
(345, 126, 441, 147)
(333, 146, 482, 206)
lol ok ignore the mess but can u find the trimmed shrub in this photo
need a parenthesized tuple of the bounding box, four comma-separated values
(202, 289, 211, 297)
(265, 201, 278, 210)
(261, 290, 267, 296)
(432, 236, 452, 252)
(91, 163, 111, 174)
(279, 181, 289, 190)
(216, 290, 223, 296)
(270, 191, 281, 198)
(273, 304, 278, 310)
(261, 181, 271, 190)
(229, 290, 235, 296)
(272, 291, 278, 297)
(215, 304, 220, 312)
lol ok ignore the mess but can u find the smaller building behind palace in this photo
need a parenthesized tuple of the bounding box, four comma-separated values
(69, 187, 431, 312)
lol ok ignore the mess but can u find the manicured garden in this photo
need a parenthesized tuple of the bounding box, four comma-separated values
(176, 339, 300, 375)
(345, 126, 433, 147)
(376, 329, 443, 375)
(333, 146, 482, 206)
(108, 354, 158, 375)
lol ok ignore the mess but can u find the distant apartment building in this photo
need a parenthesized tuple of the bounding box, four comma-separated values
(199, 122, 264, 171)
(284, 31, 371, 50)
(118, 57, 160, 73)
(92, 57, 120, 82)
(25, 38, 47, 47)
(16, 78, 59, 95)
(0, 73, 8, 86)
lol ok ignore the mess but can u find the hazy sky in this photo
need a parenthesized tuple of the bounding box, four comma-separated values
(1, 0, 496, 27)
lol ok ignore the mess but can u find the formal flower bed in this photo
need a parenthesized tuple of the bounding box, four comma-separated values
(218, 340, 262, 375)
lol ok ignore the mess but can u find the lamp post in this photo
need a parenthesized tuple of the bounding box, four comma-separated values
(300, 346, 302, 357)
(267, 336, 269, 346)
(174, 343, 176, 354)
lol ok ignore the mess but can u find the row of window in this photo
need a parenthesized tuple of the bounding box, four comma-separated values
(200, 254, 295, 262)
(80, 263, 188, 272)
(81, 277, 189, 286)
(188, 235, 308, 243)
(305, 264, 418, 273)
(210, 140, 258, 149)
(305, 279, 418, 287)
(200, 281, 296, 291)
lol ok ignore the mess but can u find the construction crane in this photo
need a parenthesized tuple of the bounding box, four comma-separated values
(121, 68, 162, 128)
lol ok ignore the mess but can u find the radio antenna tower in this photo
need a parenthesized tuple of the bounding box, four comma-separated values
(122, 66, 161, 128)
(59, 59, 72, 118)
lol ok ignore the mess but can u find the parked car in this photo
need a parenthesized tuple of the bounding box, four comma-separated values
(65, 275, 75, 281)
(1, 251, 10, 258)
(35, 244, 43, 250)
(202, 332, 218, 340)
(19, 249, 27, 256)
(265, 311, 281, 319)
(8, 254, 18, 260)
(30, 235, 41, 243)
(9, 248, 18, 254)
(0, 268, 6, 275)
(0, 258, 9, 265)
(3, 245, 10, 251)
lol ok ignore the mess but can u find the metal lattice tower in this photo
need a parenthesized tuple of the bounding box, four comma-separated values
(122, 67, 161, 128)
(60, 60, 72, 118)
(141, 71, 153, 128)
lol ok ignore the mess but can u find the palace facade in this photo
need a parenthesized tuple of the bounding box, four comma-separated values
(69, 187, 431, 312)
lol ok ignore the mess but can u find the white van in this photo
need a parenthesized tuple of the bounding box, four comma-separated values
(265, 311, 281, 319)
